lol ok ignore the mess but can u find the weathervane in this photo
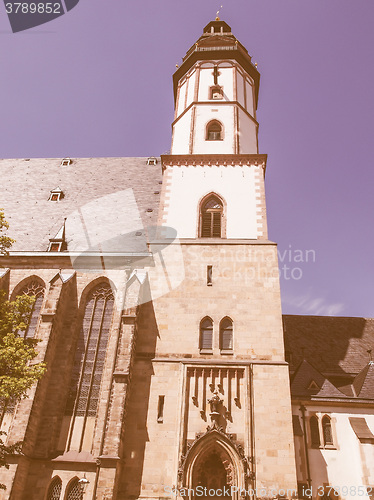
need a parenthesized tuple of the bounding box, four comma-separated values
(216, 4, 223, 21)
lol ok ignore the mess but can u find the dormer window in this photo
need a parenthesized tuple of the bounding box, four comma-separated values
(206, 120, 223, 141)
(48, 187, 64, 202)
(210, 86, 223, 100)
(61, 158, 72, 166)
(147, 157, 158, 165)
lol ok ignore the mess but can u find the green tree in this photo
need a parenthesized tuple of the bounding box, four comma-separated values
(0, 210, 46, 488)
(0, 210, 14, 256)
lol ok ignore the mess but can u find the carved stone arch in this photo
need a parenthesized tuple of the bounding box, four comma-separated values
(45, 475, 62, 500)
(10, 275, 46, 339)
(179, 428, 250, 500)
(64, 476, 82, 500)
(10, 274, 46, 301)
(77, 276, 116, 310)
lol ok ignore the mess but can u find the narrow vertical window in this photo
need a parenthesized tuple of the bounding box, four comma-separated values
(200, 195, 223, 238)
(207, 265, 213, 286)
(310, 416, 320, 447)
(322, 415, 333, 446)
(206, 120, 223, 140)
(200, 317, 213, 351)
(220, 317, 233, 351)
(46, 477, 62, 500)
(19, 280, 45, 339)
(157, 395, 165, 423)
(66, 283, 114, 418)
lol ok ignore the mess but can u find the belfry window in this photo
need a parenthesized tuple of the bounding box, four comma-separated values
(200, 195, 223, 238)
(200, 317, 213, 351)
(206, 120, 223, 141)
(66, 283, 114, 418)
(220, 317, 233, 351)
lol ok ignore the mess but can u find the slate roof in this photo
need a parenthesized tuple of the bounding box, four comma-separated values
(0, 157, 162, 252)
(283, 315, 374, 376)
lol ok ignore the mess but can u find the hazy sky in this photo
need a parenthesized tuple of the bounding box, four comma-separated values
(1, 0, 373, 318)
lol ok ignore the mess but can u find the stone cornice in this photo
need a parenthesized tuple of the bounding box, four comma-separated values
(161, 154, 267, 170)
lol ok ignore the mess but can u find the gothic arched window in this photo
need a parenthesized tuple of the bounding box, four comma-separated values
(66, 478, 83, 500)
(310, 416, 320, 447)
(18, 279, 45, 339)
(206, 120, 223, 141)
(322, 415, 333, 446)
(200, 317, 213, 351)
(219, 317, 233, 351)
(66, 283, 114, 418)
(200, 195, 223, 238)
(46, 476, 62, 500)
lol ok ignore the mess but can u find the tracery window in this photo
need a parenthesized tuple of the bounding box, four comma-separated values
(66, 283, 114, 418)
(66, 478, 83, 500)
(200, 195, 223, 238)
(206, 120, 223, 141)
(322, 415, 333, 446)
(219, 317, 233, 351)
(18, 280, 45, 339)
(46, 476, 62, 500)
(200, 317, 213, 351)
(310, 416, 320, 447)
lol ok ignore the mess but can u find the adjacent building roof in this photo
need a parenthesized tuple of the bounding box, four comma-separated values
(0, 157, 162, 252)
(283, 315, 374, 376)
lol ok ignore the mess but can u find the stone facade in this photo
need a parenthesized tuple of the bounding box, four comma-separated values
(0, 17, 374, 500)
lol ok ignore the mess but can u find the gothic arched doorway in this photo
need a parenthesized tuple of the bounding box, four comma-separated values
(192, 449, 231, 499)
(179, 428, 250, 500)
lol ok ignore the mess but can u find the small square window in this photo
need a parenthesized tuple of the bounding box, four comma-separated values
(210, 86, 223, 100)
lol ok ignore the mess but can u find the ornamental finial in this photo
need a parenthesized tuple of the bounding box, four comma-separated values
(215, 5, 223, 20)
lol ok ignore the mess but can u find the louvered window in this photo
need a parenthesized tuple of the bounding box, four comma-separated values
(66, 478, 83, 500)
(220, 317, 233, 351)
(66, 283, 114, 417)
(206, 120, 223, 141)
(19, 280, 45, 339)
(200, 317, 213, 350)
(322, 415, 333, 446)
(310, 416, 320, 447)
(46, 477, 62, 500)
(201, 196, 223, 238)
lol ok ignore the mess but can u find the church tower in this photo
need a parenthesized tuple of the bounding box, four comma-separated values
(119, 18, 298, 500)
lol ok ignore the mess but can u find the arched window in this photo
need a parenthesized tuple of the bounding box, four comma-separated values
(66, 283, 114, 418)
(310, 416, 320, 447)
(219, 317, 233, 351)
(322, 415, 333, 446)
(200, 195, 223, 238)
(200, 317, 213, 351)
(206, 120, 223, 141)
(66, 478, 83, 500)
(46, 476, 62, 500)
(18, 280, 45, 338)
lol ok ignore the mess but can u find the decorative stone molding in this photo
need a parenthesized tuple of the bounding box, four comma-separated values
(178, 422, 253, 490)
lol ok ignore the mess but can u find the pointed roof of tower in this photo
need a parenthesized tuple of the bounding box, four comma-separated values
(173, 19, 260, 107)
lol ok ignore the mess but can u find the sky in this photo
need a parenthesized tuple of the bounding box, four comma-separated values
(0, 0, 373, 318)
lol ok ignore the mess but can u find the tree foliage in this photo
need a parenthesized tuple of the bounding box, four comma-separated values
(0, 210, 14, 256)
(0, 211, 46, 487)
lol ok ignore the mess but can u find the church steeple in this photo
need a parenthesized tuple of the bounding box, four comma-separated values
(171, 19, 260, 155)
